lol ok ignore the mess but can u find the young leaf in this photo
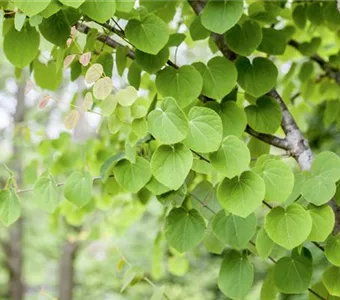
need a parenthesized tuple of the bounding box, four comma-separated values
(218, 250, 254, 299)
(34, 175, 59, 213)
(85, 63, 104, 84)
(151, 143, 193, 190)
(63, 170, 93, 207)
(308, 204, 335, 242)
(312, 151, 340, 182)
(212, 210, 257, 249)
(164, 207, 206, 253)
(210, 135, 250, 178)
(113, 157, 152, 193)
(147, 97, 188, 144)
(64, 110, 80, 130)
(155, 65, 203, 108)
(116, 86, 138, 107)
(184, 107, 223, 153)
(93, 77, 113, 100)
(0, 189, 21, 227)
(265, 203, 312, 249)
(217, 171, 265, 218)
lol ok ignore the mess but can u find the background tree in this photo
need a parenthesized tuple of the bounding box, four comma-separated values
(1, 0, 340, 299)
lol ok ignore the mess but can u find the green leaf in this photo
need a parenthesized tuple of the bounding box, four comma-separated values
(146, 177, 170, 196)
(265, 203, 312, 249)
(201, 0, 243, 34)
(193, 57, 237, 100)
(60, 0, 85, 8)
(80, 0, 116, 23)
(34, 60, 62, 90)
(100, 152, 125, 183)
(4, 24, 39, 68)
(151, 143, 193, 190)
(323, 266, 340, 297)
(113, 157, 152, 193)
(147, 97, 188, 144)
(308, 204, 335, 242)
(203, 228, 225, 254)
(189, 16, 210, 41)
(167, 33, 186, 47)
(14, 0, 51, 16)
(323, 100, 340, 127)
(210, 135, 250, 178)
(34, 175, 59, 213)
(0, 189, 21, 227)
(236, 57, 278, 97)
(135, 47, 169, 74)
(325, 234, 340, 267)
(125, 13, 169, 55)
(218, 250, 254, 299)
(100, 94, 118, 117)
(309, 281, 340, 300)
(219, 101, 247, 137)
(164, 207, 206, 253)
(254, 159, 294, 203)
(184, 107, 223, 153)
(225, 20, 263, 56)
(307, 2, 323, 26)
(301, 175, 336, 206)
(273, 251, 313, 293)
(116, 86, 138, 107)
(312, 151, 340, 182)
(155, 65, 203, 107)
(261, 269, 278, 300)
(93, 77, 113, 100)
(39, 11, 70, 47)
(256, 228, 274, 259)
(212, 210, 257, 249)
(257, 28, 286, 55)
(246, 96, 282, 134)
(64, 171, 93, 207)
(14, 12, 26, 32)
(217, 171, 265, 218)
(293, 4, 307, 29)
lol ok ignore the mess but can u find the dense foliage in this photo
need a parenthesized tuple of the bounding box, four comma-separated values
(1, 0, 340, 299)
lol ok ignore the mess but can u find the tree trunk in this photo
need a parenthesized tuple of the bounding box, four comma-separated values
(58, 240, 79, 300)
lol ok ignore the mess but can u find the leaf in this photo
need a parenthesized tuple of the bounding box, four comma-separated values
(135, 47, 169, 74)
(323, 266, 340, 297)
(325, 234, 340, 267)
(38, 95, 51, 110)
(4, 24, 39, 68)
(312, 151, 340, 182)
(113, 157, 152, 193)
(155, 65, 203, 107)
(93, 77, 113, 100)
(261, 269, 278, 300)
(34, 60, 63, 90)
(184, 107, 223, 153)
(0, 189, 21, 226)
(164, 207, 206, 253)
(168, 255, 189, 276)
(245, 96, 282, 134)
(64, 54, 76, 69)
(34, 175, 59, 213)
(120, 266, 144, 293)
(150, 286, 166, 300)
(218, 250, 254, 299)
(219, 101, 247, 137)
(217, 171, 265, 218)
(301, 175, 336, 206)
(201, 0, 243, 34)
(146, 177, 170, 196)
(151, 143, 193, 190)
(273, 251, 313, 293)
(79, 52, 91, 66)
(210, 135, 250, 178)
(14, 0, 51, 16)
(116, 86, 138, 107)
(14, 12, 26, 32)
(193, 57, 237, 100)
(256, 228, 274, 259)
(147, 97, 188, 144)
(125, 13, 169, 55)
(81, 92, 93, 111)
(212, 210, 257, 249)
(64, 110, 80, 130)
(236, 57, 278, 97)
(63, 170, 93, 207)
(100, 94, 117, 117)
(189, 16, 210, 41)
(257, 28, 286, 55)
(308, 204, 335, 242)
(264, 203, 312, 249)
(60, 0, 85, 8)
(254, 159, 294, 203)
(85, 63, 103, 84)
(100, 152, 125, 183)
(80, 0, 116, 23)
(292, 4, 307, 29)
(225, 20, 263, 56)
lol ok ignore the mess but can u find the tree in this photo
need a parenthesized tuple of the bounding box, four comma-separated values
(1, 0, 340, 299)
